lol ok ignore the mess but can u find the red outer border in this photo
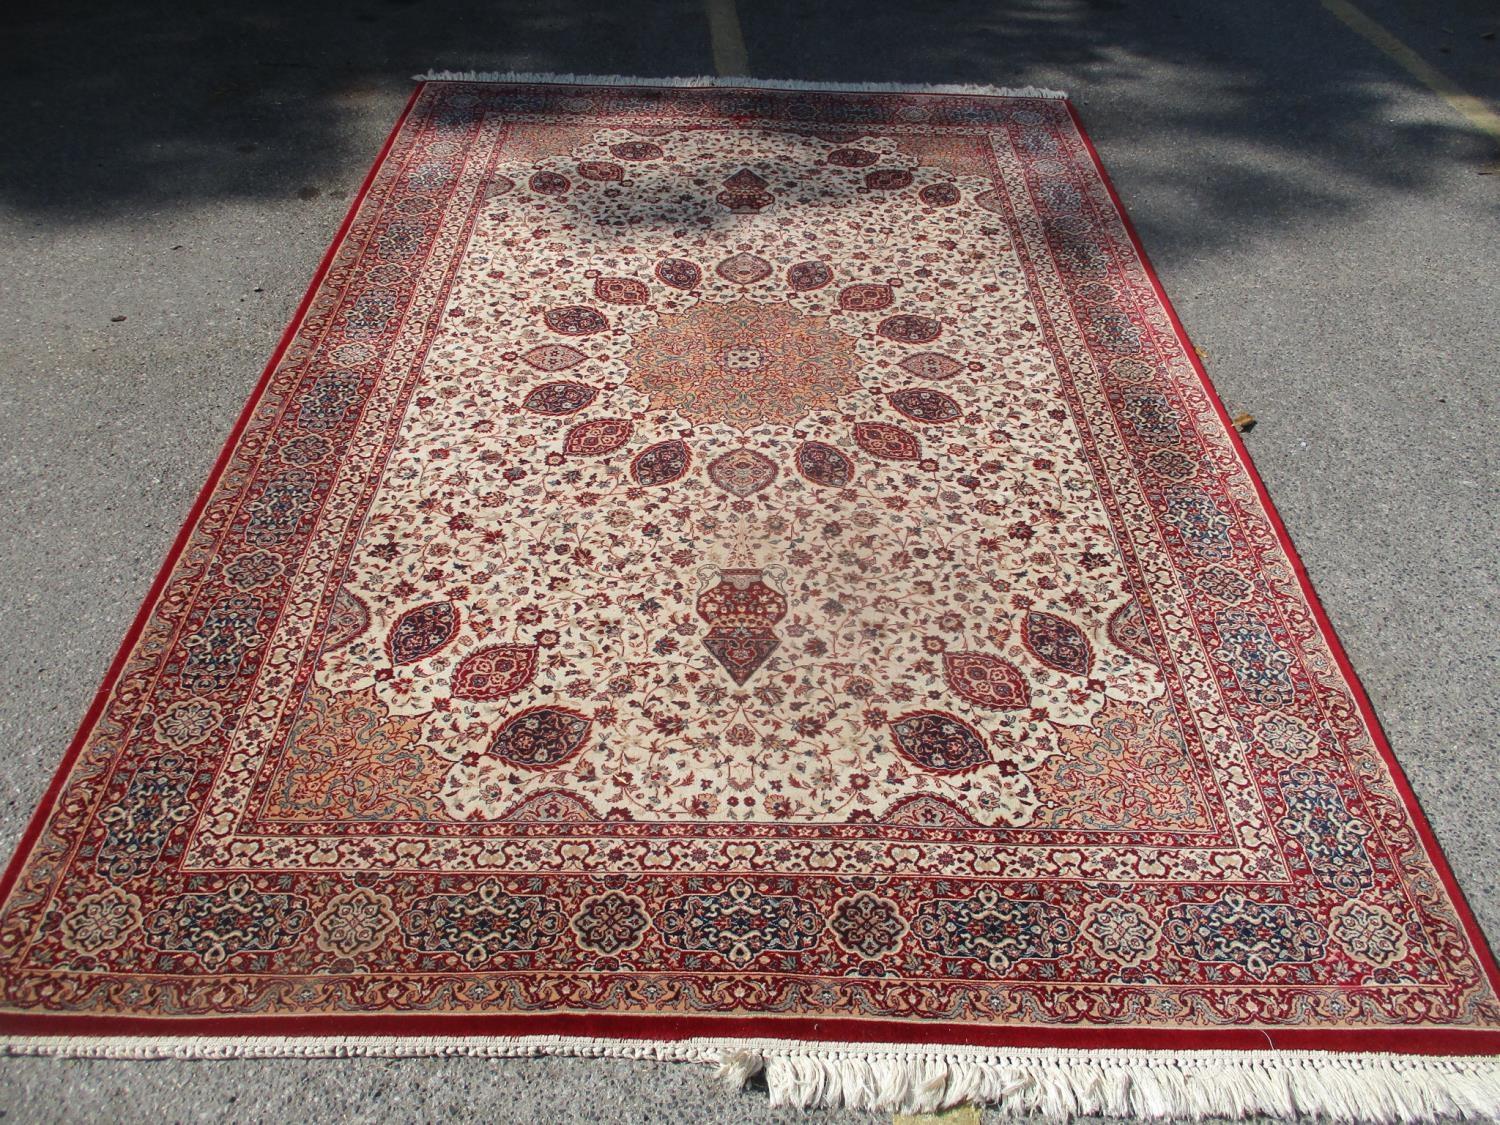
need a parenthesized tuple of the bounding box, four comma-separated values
(2, 85, 1498, 1057)
(0, 84, 425, 913)
(1062, 98, 1500, 1014)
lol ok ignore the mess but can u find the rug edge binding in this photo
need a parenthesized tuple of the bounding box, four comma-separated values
(6, 1035, 1500, 1120)
(412, 71, 1070, 99)
(7, 66, 1488, 1125)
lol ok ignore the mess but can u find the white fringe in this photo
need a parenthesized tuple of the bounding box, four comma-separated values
(412, 71, 1069, 100)
(720, 1043, 1500, 1121)
(6, 1034, 1500, 1121)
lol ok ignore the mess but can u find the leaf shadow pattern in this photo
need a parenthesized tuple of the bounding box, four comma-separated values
(1, 0, 1495, 261)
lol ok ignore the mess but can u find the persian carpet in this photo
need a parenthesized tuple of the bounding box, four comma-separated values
(3, 74, 1499, 1119)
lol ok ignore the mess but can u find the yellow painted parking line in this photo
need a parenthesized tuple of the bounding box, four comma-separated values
(704, 0, 751, 77)
(1321, 0, 1500, 141)
(894, 1105, 982, 1125)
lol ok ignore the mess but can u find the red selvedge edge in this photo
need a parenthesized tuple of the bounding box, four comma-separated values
(0, 85, 427, 914)
(1061, 98, 1500, 1018)
(2, 83, 1498, 1057)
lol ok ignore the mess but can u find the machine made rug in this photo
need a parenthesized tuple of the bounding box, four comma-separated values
(1, 75, 1498, 1119)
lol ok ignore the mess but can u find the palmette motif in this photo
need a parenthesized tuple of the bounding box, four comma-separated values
(1, 83, 1496, 1042)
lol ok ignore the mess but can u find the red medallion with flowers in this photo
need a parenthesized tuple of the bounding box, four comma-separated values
(1, 80, 1497, 1058)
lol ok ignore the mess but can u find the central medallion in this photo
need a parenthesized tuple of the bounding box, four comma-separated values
(623, 298, 861, 430)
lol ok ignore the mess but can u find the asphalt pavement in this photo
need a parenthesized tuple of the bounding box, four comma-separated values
(1, 0, 1496, 1120)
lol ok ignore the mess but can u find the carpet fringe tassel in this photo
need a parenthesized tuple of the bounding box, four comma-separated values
(412, 71, 1069, 100)
(7, 1035, 1500, 1121)
(720, 1045, 1500, 1121)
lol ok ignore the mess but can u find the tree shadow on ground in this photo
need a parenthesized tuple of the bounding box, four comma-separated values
(1, 0, 1495, 262)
